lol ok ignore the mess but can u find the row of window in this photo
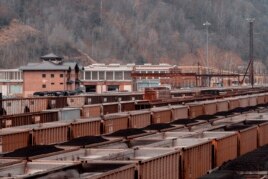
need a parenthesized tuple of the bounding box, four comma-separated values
(42, 83, 64, 88)
(42, 74, 64, 78)
(83, 71, 170, 81)
(84, 71, 131, 80)
(0, 71, 22, 81)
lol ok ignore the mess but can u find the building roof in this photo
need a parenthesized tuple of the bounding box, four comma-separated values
(40, 53, 63, 60)
(84, 63, 174, 72)
(20, 60, 80, 71)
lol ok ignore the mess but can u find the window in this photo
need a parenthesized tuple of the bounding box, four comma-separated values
(42, 74, 46, 78)
(51, 83, 55, 85)
(42, 84, 46, 88)
(106, 71, 113, 80)
(99, 71, 105, 80)
(115, 71, 123, 80)
(51, 74, 54, 78)
(0, 72, 4, 80)
(60, 74, 64, 78)
(92, 71, 98, 80)
(85, 72, 91, 80)
(9, 72, 15, 80)
(124, 71, 131, 80)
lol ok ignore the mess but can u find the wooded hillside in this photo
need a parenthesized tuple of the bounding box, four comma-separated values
(0, 0, 267, 72)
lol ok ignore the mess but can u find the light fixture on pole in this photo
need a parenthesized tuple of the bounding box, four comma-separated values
(203, 21, 211, 87)
(246, 18, 255, 88)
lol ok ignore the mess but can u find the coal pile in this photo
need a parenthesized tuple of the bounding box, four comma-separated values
(3, 145, 63, 158)
(256, 103, 268, 108)
(247, 106, 259, 111)
(60, 136, 108, 146)
(82, 163, 127, 172)
(171, 119, 199, 125)
(224, 124, 253, 131)
(107, 128, 146, 137)
(243, 120, 267, 125)
(232, 107, 255, 113)
(198, 170, 244, 179)
(220, 144, 268, 171)
(143, 123, 175, 130)
(128, 140, 161, 147)
(38, 169, 80, 179)
(215, 111, 233, 117)
(193, 115, 217, 121)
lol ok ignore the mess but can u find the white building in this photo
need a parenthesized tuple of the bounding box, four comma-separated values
(82, 63, 173, 93)
(0, 69, 23, 96)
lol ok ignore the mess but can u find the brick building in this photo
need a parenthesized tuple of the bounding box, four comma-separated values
(0, 61, 267, 96)
(20, 53, 82, 97)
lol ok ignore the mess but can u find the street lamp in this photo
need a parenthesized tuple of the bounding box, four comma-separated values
(203, 21, 211, 87)
(246, 18, 255, 88)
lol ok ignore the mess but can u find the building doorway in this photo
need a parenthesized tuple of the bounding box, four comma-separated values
(85, 85, 96, 92)
(107, 85, 119, 91)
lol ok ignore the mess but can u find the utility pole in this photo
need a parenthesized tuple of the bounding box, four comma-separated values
(97, 0, 103, 60)
(203, 21, 211, 87)
(100, 0, 103, 31)
(246, 18, 255, 88)
(91, 30, 94, 58)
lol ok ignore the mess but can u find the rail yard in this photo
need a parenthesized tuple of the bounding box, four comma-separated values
(2, 0, 268, 178)
(0, 86, 268, 178)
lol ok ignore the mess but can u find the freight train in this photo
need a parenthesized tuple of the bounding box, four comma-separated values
(1, 109, 267, 179)
(1, 86, 268, 116)
(1, 92, 268, 152)
(1, 92, 267, 129)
